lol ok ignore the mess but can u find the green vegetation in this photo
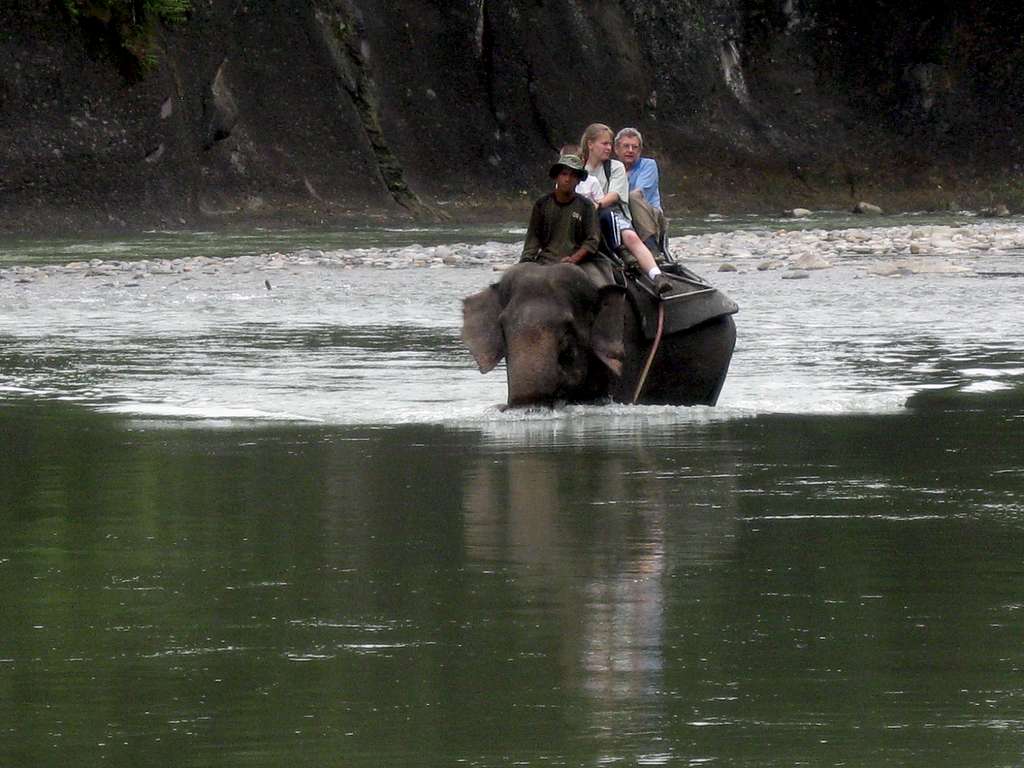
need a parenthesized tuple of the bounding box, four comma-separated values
(62, 0, 191, 76)
(63, 0, 190, 24)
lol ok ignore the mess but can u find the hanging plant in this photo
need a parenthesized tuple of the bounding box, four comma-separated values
(62, 0, 191, 78)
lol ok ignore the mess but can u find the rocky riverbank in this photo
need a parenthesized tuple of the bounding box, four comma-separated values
(675, 222, 1022, 277)
(2, 222, 1021, 289)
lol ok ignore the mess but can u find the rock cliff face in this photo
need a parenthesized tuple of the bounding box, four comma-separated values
(3, 0, 1023, 233)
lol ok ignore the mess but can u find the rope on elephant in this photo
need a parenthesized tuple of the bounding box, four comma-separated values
(632, 301, 665, 404)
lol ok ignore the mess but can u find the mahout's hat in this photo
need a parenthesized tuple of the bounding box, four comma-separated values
(548, 154, 588, 180)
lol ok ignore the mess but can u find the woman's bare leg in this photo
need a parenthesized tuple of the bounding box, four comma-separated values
(622, 229, 658, 273)
(622, 228, 672, 294)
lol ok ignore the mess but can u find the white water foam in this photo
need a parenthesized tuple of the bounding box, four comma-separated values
(97, 403, 325, 421)
(961, 367, 1024, 377)
(961, 381, 1013, 393)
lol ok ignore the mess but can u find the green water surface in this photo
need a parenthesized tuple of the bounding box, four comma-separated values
(2, 400, 1021, 767)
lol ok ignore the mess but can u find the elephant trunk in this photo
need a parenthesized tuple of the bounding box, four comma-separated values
(505, 328, 564, 407)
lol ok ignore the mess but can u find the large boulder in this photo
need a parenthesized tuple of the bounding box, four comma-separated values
(853, 201, 884, 215)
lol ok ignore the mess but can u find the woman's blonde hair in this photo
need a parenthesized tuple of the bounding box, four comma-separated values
(578, 123, 613, 164)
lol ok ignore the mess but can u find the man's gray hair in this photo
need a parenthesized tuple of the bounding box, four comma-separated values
(614, 127, 643, 146)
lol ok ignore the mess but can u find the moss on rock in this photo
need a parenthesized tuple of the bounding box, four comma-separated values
(62, 0, 190, 79)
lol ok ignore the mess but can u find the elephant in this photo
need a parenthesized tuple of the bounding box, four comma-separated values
(462, 261, 737, 407)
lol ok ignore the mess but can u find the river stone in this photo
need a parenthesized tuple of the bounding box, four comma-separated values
(782, 270, 810, 280)
(718, 263, 737, 272)
(853, 201, 883, 215)
(436, 246, 459, 265)
(929, 239, 957, 252)
(979, 204, 1010, 218)
(724, 249, 752, 260)
(783, 207, 812, 218)
(792, 252, 832, 270)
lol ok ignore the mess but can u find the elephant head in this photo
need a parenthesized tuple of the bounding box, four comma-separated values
(462, 262, 625, 406)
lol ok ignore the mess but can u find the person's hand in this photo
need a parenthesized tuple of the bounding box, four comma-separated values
(561, 253, 581, 264)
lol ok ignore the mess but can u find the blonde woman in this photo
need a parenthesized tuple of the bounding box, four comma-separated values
(579, 123, 672, 295)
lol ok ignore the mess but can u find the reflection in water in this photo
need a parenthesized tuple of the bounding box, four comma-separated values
(2, 367, 1023, 765)
(463, 426, 740, 759)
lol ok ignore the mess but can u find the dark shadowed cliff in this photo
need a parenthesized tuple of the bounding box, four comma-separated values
(3, 0, 1024, 234)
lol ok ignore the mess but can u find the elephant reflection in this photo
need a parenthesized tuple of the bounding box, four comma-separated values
(462, 432, 740, 724)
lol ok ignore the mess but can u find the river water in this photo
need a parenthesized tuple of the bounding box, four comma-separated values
(1, 212, 1022, 767)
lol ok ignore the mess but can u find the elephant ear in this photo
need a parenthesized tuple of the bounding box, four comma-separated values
(462, 285, 505, 373)
(591, 287, 625, 377)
